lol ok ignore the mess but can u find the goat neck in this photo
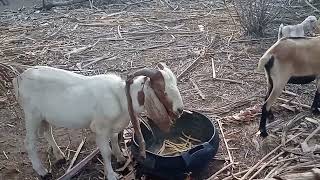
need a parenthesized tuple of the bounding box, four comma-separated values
(125, 76, 147, 159)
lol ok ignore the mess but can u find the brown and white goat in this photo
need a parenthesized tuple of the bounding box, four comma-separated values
(256, 36, 320, 137)
(13, 63, 183, 180)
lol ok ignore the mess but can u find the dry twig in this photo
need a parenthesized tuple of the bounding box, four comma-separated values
(67, 138, 86, 172)
(190, 78, 205, 100)
(57, 148, 99, 180)
(177, 36, 217, 80)
(240, 132, 302, 180)
(207, 162, 233, 180)
(217, 119, 234, 166)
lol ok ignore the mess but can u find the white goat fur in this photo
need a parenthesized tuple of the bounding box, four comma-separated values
(13, 65, 183, 180)
(278, 16, 318, 40)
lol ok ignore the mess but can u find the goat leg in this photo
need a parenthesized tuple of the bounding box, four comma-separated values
(311, 77, 320, 114)
(260, 103, 269, 137)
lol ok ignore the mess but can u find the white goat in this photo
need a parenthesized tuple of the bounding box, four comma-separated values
(278, 16, 318, 40)
(256, 36, 320, 137)
(13, 63, 184, 180)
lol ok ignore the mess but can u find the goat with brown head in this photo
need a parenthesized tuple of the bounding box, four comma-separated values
(125, 62, 184, 158)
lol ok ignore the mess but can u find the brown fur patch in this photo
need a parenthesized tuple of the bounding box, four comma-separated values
(137, 90, 145, 106)
(137, 77, 148, 106)
(150, 71, 175, 118)
(272, 36, 320, 76)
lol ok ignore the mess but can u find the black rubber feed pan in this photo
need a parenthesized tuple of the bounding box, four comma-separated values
(131, 110, 220, 180)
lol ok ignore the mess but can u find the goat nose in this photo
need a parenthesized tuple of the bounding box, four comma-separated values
(177, 108, 183, 115)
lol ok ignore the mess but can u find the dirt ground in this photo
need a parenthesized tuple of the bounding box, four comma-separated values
(1, 0, 320, 180)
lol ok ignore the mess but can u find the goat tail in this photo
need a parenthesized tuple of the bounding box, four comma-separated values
(278, 23, 284, 40)
(256, 53, 272, 73)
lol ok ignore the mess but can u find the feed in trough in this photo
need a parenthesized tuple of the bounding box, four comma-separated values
(157, 131, 201, 156)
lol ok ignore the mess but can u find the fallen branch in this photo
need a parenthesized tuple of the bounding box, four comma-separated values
(277, 97, 311, 109)
(117, 25, 123, 39)
(67, 138, 86, 172)
(190, 78, 205, 100)
(240, 132, 302, 180)
(222, 169, 248, 180)
(282, 90, 298, 96)
(301, 125, 320, 153)
(213, 77, 243, 84)
(258, 168, 320, 180)
(207, 163, 234, 180)
(217, 119, 234, 166)
(248, 151, 285, 180)
(231, 37, 277, 43)
(281, 113, 306, 145)
(57, 148, 99, 180)
(211, 58, 216, 78)
(158, 0, 175, 10)
(304, 0, 320, 12)
(46, 23, 66, 40)
(66, 40, 100, 57)
(177, 36, 217, 80)
(116, 39, 176, 51)
(81, 55, 118, 69)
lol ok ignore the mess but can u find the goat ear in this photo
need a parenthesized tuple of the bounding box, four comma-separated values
(157, 62, 166, 70)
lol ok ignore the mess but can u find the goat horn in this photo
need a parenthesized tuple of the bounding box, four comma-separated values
(127, 68, 159, 81)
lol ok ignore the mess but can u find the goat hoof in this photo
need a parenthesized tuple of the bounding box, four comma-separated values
(260, 130, 268, 138)
(55, 157, 67, 167)
(312, 108, 320, 115)
(57, 157, 67, 164)
(268, 112, 275, 121)
(40, 172, 52, 180)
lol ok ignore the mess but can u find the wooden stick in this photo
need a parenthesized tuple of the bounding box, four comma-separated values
(66, 39, 100, 57)
(304, 0, 320, 12)
(217, 119, 234, 166)
(264, 161, 288, 178)
(3, 151, 8, 159)
(67, 138, 86, 172)
(282, 90, 298, 96)
(207, 163, 234, 180)
(213, 77, 243, 84)
(177, 36, 216, 80)
(257, 168, 320, 180)
(240, 132, 302, 180)
(301, 125, 320, 152)
(248, 152, 285, 180)
(222, 169, 248, 180)
(190, 78, 205, 100)
(82, 55, 118, 69)
(281, 113, 306, 145)
(57, 148, 99, 180)
(117, 25, 123, 39)
(277, 97, 311, 109)
(211, 58, 216, 78)
(46, 23, 66, 39)
(231, 37, 277, 43)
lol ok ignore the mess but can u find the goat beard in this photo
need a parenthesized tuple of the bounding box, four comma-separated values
(144, 88, 172, 133)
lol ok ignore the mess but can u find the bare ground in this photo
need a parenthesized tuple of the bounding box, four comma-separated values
(1, 0, 320, 180)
